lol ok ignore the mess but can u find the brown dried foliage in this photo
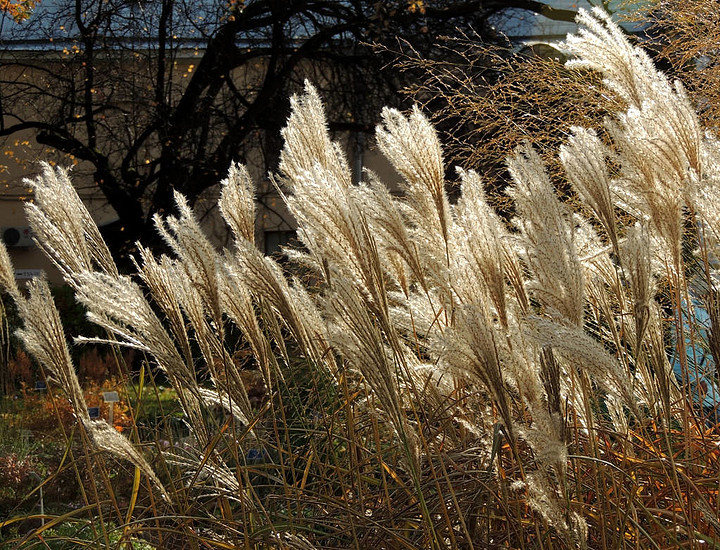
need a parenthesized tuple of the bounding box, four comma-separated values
(395, 33, 623, 212)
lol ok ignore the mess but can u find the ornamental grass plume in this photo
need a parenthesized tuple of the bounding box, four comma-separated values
(439, 301, 514, 442)
(560, 126, 618, 254)
(223, 241, 326, 367)
(135, 245, 193, 364)
(452, 168, 510, 328)
(276, 84, 424, 481)
(375, 106, 456, 316)
(14, 276, 86, 422)
(564, 8, 663, 109)
(0, 236, 20, 301)
(0, 252, 168, 501)
(567, 8, 702, 270)
(219, 162, 257, 244)
(25, 164, 117, 281)
(376, 105, 451, 253)
(621, 223, 655, 354)
(9, 8, 720, 549)
(279, 81, 352, 189)
(508, 144, 585, 327)
(0, 166, 171, 501)
(72, 268, 211, 445)
(355, 173, 428, 295)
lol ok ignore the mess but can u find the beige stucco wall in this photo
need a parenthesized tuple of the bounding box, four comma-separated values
(0, 52, 405, 285)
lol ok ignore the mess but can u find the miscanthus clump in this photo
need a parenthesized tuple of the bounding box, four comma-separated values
(3, 8, 720, 549)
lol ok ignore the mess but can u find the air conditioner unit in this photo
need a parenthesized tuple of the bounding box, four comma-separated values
(2, 226, 35, 247)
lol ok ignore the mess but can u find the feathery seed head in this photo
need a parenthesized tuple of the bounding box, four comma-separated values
(88, 419, 169, 500)
(0, 241, 20, 300)
(622, 223, 655, 350)
(376, 106, 445, 196)
(219, 162, 256, 244)
(327, 275, 418, 457)
(156, 191, 224, 323)
(25, 163, 117, 281)
(526, 316, 636, 412)
(16, 276, 87, 422)
(279, 81, 351, 189)
(508, 145, 585, 326)
(376, 106, 450, 244)
(561, 126, 618, 252)
(74, 271, 193, 384)
(564, 8, 665, 109)
(566, 9, 705, 270)
(454, 168, 509, 326)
